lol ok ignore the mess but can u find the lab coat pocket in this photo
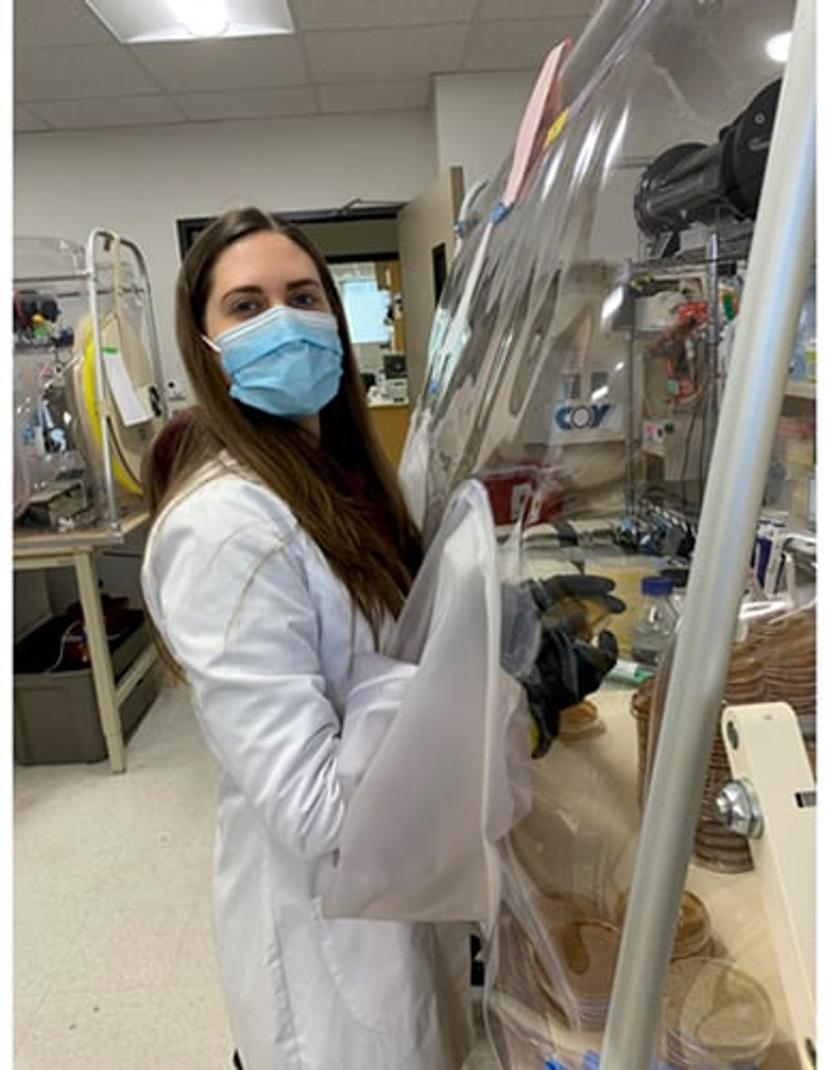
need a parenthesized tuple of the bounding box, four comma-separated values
(312, 897, 434, 1037)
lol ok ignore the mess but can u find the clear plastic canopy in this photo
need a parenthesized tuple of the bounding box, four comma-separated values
(403, 0, 801, 552)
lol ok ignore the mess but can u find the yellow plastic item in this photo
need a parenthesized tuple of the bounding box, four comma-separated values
(74, 313, 159, 497)
(80, 325, 141, 495)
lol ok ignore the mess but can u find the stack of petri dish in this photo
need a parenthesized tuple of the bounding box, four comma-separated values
(648, 639, 757, 873)
(663, 957, 774, 1069)
(527, 894, 621, 1032)
(559, 699, 606, 742)
(615, 889, 711, 961)
(692, 642, 764, 872)
(755, 606, 816, 774)
(722, 643, 767, 706)
(630, 677, 655, 809)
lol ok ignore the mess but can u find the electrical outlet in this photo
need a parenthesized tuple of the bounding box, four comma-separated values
(165, 378, 187, 402)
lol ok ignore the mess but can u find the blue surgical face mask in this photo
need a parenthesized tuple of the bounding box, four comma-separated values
(206, 305, 344, 418)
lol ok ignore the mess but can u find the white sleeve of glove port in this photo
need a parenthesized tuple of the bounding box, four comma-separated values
(143, 476, 414, 860)
(337, 651, 417, 803)
(323, 480, 532, 931)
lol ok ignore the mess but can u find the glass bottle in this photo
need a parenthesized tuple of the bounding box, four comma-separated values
(632, 576, 678, 667)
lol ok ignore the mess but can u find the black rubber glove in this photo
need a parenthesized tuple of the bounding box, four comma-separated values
(501, 574, 624, 759)
(524, 575, 626, 641)
(523, 627, 618, 757)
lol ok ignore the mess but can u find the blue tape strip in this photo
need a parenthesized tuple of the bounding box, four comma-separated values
(490, 200, 512, 224)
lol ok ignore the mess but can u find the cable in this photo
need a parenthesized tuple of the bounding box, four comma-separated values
(679, 364, 708, 520)
(42, 618, 129, 673)
(43, 620, 84, 673)
(699, 391, 709, 502)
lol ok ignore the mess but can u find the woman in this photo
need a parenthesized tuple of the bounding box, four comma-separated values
(141, 208, 473, 1069)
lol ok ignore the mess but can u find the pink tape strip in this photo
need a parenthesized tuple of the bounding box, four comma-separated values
(502, 38, 572, 211)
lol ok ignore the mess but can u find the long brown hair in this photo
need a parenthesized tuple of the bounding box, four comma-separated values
(148, 207, 422, 662)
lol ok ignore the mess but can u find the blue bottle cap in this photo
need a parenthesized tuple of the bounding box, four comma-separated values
(641, 575, 673, 597)
(582, 1052, 672, 1070)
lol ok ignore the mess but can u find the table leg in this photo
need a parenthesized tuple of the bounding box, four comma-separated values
(73, 551, 126, 773)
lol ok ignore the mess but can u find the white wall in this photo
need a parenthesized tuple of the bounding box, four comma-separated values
(14, 110, 437, 391)
(13, 67, 736, 401)
(433, 71, 535, 189)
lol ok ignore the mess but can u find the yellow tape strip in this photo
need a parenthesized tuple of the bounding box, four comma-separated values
(544, 107, 569, 149)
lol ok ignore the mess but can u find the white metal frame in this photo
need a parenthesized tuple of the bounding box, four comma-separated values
(721, 702, 815, 1068)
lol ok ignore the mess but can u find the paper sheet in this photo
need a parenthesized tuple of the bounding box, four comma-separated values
(102, 346, 152, 426)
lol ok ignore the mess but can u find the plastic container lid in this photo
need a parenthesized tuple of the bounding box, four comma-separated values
(664, 957, 774, 1061)
(641, 575, 674, 597)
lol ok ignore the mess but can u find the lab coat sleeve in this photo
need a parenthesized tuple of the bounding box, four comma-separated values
(145, 480, 349, 860)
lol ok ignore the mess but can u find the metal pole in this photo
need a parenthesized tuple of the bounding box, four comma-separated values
(623, 260, 637, 517)
(600, 0, 815, 1065)
(121, 237, 170, 423)
(86, 228, 120, 536)
(15, 272, 94, 285)
(625, 327, 637, 516)
(703, 227, 719, 482)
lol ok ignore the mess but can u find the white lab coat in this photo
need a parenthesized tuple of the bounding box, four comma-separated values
(141, 461, 473, 1070)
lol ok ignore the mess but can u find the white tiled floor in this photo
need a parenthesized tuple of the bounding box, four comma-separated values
(14, 685, 231, 1069)
(14, 685, 498, 1069)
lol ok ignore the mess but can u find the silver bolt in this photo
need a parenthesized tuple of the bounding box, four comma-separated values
(716, 779, 764, 839)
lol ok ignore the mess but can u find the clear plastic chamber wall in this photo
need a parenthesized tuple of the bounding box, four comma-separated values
(13, 233, 165, 535)
(401, 0, 813, 1067)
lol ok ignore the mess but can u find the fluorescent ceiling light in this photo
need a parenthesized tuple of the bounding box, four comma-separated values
(765, 31, 791, 64)
(169, 0, 228, 38)
(84, 0, 294, 43)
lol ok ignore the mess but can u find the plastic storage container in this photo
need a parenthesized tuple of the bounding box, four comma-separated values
(632, 576, 678, 667)
(13, 609, 160, 764)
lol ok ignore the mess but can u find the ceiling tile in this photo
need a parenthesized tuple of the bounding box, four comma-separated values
(15, 44, 159, 101)
(30, 96, 186, 130)
(464, 17, 589, 71)
(131, 37, 307, 92)
(14, 105, 51, 133)
(306, 25, 467, 83)
(293, 0, 475, 30)
(175, 87, 318, 121)
(14, 0, 114, 47)
(479, 0, 597, 18)
(318, 80, 430, 113)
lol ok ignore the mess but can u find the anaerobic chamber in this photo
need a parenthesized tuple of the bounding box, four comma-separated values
(13, 231, 167, 537)
(391, 0, 815, 1067)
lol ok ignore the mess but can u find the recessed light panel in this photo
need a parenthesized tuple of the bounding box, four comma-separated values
(84, 0, 294, 43)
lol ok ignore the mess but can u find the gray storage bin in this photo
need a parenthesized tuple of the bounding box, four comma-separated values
(13, 610, 161, 765)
